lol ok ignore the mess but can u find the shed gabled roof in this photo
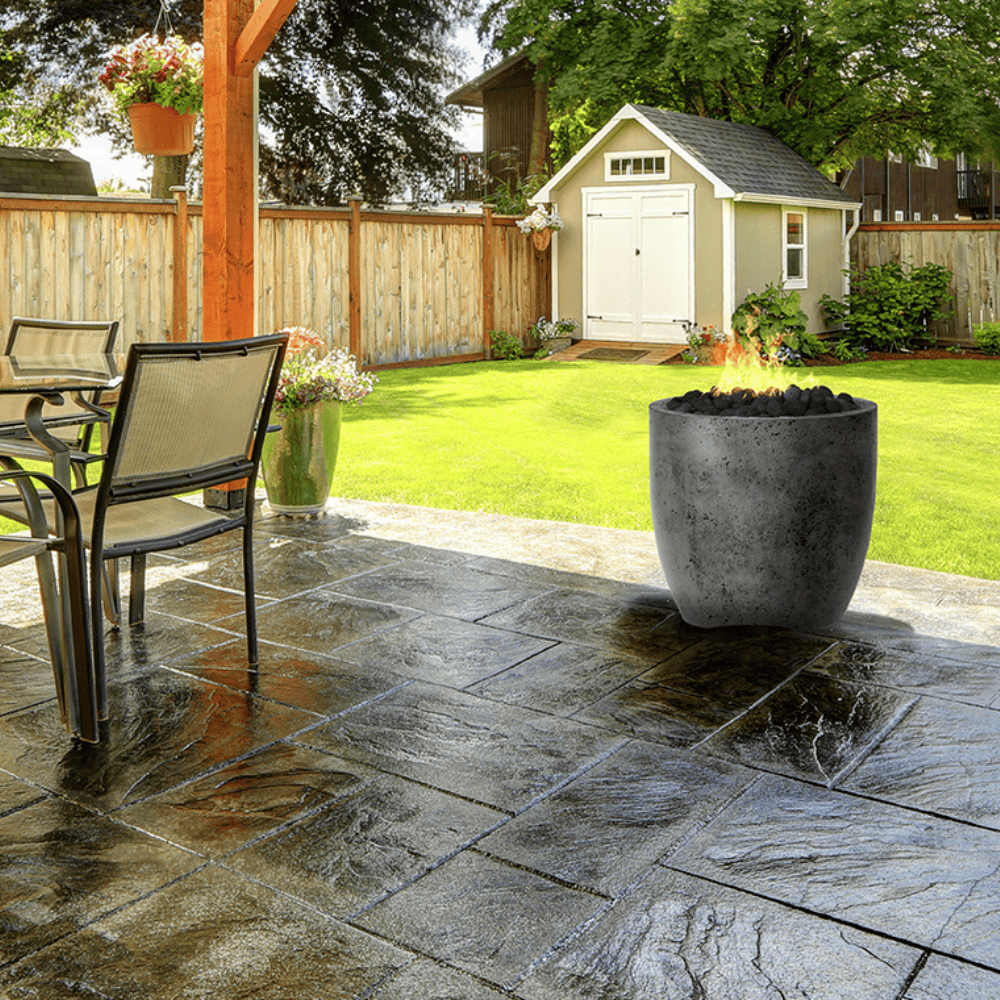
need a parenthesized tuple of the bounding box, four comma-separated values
(0, 147, 98, 197)
(534, 104, 860, 210)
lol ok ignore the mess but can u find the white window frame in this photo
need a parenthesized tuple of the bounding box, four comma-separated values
(782, 207, 807, 289)
(604, 150, 670, 182)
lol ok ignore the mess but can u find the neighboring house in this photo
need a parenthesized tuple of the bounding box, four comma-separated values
(0, 147, 97, 197)
(531, 104, 861, 344)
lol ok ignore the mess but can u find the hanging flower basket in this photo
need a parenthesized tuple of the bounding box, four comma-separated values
(127, 102, 196, 156)
(532, 228, 552, 252)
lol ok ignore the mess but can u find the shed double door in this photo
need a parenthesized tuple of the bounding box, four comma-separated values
(584, 186, 693, 343)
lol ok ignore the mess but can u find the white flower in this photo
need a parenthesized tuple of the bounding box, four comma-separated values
(516, 206, 563, 233)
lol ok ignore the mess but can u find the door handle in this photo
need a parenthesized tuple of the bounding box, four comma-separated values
(635, 248, 640, 256)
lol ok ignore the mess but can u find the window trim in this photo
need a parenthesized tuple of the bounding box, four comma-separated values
(604, 149, 670, 182)
(782, 207, 807, 290)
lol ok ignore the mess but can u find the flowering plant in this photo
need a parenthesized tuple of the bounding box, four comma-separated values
(273, 327, 377, 413)
(516, 205, 563, 234)
(530, 316, 579, 342)
(99, 34, 204, 117)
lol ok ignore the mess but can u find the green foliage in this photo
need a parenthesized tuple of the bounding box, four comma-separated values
(483, 148, 546, 215)
(973, 321, 1000, 355)
(489, 329, 523, 360)
(0, 47, 79, 146)
(832, 339, 868, 362)
(731, 283, 819, 360)
(99, 35, 203, 117)
(821, 261, 954, 352)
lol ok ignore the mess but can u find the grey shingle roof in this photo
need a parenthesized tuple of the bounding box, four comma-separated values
(633, 105, 857, 205)
(0, 147, 98, 197)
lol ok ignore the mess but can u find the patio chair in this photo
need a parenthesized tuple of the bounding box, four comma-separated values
(0, 317, 120, 488)
(0, 469, 98, 742)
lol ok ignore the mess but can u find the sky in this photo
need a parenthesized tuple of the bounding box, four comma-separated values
(71, 24, 489, 192)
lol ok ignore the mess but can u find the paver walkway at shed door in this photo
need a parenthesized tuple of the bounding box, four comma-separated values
(0, 498, 997, 998)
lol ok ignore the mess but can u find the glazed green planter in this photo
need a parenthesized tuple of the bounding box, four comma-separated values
(261, 400, 342, 514)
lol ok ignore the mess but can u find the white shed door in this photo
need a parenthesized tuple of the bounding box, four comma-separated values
(585, 187, 693, 342)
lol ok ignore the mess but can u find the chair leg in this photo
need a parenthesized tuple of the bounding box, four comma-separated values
(101, 558, 121, 625)
(243, 524, 258, 666)
(32, 549, 69, 725)
(129, 553, 146, 625)
(91, 553, 108, 721)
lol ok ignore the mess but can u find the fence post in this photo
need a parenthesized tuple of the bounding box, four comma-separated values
(348, 195, 362, 362)
(482, 205, 494, 356)
(170, 186, 188, 342)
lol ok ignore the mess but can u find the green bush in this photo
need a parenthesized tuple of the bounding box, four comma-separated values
(731, 282, 821, 363)
(973, 321, 1000, 355)
(820, 260, 953, 352)
(489, 329, 523, 360)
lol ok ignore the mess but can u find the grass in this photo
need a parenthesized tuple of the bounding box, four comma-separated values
(331, 357, 1000, 581)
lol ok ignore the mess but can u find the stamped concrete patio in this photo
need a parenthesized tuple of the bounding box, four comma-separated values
(0, 495, 998, 998)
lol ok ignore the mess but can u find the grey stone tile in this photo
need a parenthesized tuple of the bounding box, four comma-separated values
(468, 644, 655, 716)
(334, 614, 553, 688)
(479, 742, 753, 895)
(0, 769, 46, 817)
(809, 640, 1000, 708)
(118, 742, 377, 858)
(0, 671, 316, 812)
(479, 589, 683, 661)
(0, 647, 58, 717)
(0, 798, 201, 969)
(257, 510, 370, 542)
(165, 639, 410, 717)
(670, 772, 1000, 959)
(0, 864, 411, 998)
(903, 954, 1000, 997)
(327, 560, 552, 621)
(700, 672, 917, 784)
(145, 576, 271, 624)
(226, 774, 503, 917)
(518, 866, 919, 1000)
(932, 866, 1000, 970)
(843, 697, 1000, 829)
(371, 959, 514, 999)
(355, 851, 604, 990)
(295, 682, 626, 813)
(254, 590, 421, 655)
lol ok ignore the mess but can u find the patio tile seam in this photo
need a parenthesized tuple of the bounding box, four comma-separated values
(893, 952, 931, 1000)
(824, 693, 921, 788)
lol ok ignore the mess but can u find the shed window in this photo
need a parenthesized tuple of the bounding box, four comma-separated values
(782, 208, 807, 289)
(605, 150, 669, 182)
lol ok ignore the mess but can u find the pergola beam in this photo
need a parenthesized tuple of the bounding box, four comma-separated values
(233, 0, 297, 77)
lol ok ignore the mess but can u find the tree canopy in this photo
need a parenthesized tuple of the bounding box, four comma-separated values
(480, 0, 1000, 173)
(0, 0, 471, 204)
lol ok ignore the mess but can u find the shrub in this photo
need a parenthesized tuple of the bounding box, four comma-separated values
(731, 283, 821, 360)
(820, 261, 953, 352)
(973, 321, 1000, 355)
(489, 329, 523, 360)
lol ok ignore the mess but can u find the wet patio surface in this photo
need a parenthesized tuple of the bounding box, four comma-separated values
(0, 496, 998, 998)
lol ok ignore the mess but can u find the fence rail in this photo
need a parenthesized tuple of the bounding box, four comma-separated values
(0, 193, 551, 367)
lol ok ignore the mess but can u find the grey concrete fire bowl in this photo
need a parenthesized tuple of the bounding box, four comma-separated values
(649, 398, 878, 629)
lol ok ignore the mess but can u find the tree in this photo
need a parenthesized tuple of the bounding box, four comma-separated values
(480, 0, 1000, 173)
(0, 0, 471, 204)
(0, 39, 81, 147)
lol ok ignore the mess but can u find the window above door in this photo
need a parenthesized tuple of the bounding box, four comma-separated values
(605, 150, 670, 182)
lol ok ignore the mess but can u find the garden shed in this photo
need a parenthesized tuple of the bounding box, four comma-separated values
(532, 104, 862, 343)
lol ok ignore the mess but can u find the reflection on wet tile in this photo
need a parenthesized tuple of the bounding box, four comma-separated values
(119, 743, 376, 858)
(903, 954, 1000, 998)
(670, 772, 1000, 959)
(701, 673, 916, 784)
(480, 589, 683, 661)
(255, 591, 421, 656)
(227, 774, 503, 916)
(809, 641, 1000, 708)
(844, 698, 1000, 829)
(371, 958, 512, 999)
(479, 743, 753, 895)
(0, 647, 58, 717)
(0, 671, 316, 811)
(257, 512, 373, 543)
(518, 867, 918, 1000)
(296, 682, 626, 813)
(0, 865, 410, 998)
(356, 851, 603, 989)
(334, 614, 553, 688)
(328, 560, 552, 621)
(468, 644, 654, 716)
(145, 576, 268, 624)
(0, 769, 46, 817)
(0, 798, 200, 968)
(166, 640, 409, 717)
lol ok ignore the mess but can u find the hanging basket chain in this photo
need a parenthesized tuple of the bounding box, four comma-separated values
(153, 0, 174, 41)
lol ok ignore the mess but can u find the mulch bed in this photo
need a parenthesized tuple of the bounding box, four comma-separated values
(664, 347, 996, 366)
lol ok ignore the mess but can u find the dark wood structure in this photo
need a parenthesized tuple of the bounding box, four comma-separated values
(0, 148, 97, 197)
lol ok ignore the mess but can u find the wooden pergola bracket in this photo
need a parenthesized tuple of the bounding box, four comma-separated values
(233, 0, 297, 77)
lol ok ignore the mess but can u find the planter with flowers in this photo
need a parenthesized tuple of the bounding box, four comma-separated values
(529, 315, 579, 355)
(261, 328, 378, 515)
(99, 34, 204, 156)
(516, 205, 563, 251)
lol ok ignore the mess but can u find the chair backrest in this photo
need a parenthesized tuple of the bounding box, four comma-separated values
(98, 335, 287, 504)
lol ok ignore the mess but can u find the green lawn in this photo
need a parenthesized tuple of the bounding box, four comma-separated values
(331, 357, 1000, 581)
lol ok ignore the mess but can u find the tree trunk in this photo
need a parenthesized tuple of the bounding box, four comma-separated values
(527, 57, 550, 181)
(151, 155, 188, 198)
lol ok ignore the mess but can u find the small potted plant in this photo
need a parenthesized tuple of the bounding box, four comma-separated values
(516, 205, 563, 251)
(261, 327, 378, 515)
(529, 315, 578, 354)
(99, 33, 204, 156)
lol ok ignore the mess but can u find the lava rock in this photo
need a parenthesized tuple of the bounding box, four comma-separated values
(665, 386, 860, 418)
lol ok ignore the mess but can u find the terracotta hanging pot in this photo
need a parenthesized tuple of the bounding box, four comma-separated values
(127, 103, 196, 156)
(532, 228, 552, 251)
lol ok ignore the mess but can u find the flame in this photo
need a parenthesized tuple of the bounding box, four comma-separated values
(710, 320, 814, 397)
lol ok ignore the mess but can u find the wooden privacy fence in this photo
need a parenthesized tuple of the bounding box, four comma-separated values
(856, 222, 1000, 345)
(0, 193, 551, 367)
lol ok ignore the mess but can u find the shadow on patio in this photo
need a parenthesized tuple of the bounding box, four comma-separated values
(0, 497, 998, 998)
